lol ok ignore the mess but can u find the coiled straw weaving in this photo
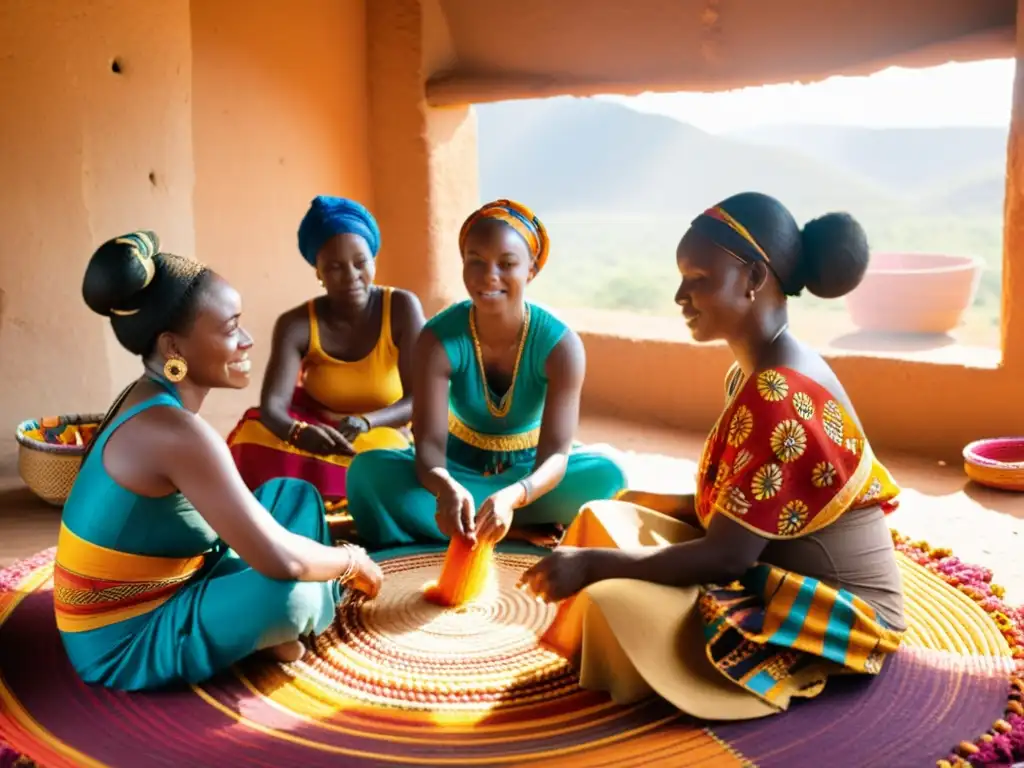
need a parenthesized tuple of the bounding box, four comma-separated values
(0, 538, 1022, 767)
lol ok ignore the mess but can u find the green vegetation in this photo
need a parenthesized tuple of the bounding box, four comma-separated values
(526, 213, 1003, 326)
(477, 98, 1006, 336)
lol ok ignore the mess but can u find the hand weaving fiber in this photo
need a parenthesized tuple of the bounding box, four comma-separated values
(423, 536, 497, 607)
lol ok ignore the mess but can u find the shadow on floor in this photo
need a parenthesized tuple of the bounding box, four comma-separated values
(963, 480, 1024, 517)
(829, 330, 957, 353)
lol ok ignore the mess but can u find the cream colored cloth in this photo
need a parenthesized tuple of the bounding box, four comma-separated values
(542, 501, 805, 721)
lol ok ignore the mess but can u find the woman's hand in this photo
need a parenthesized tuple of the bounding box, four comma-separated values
(474, 484, 525, 544)
(337, 415, 370, 444)
(517, 547, 597, 603)
(435, 480, 477, 543)
(343, 545, 383, 598)
(294, 424, 356, 456)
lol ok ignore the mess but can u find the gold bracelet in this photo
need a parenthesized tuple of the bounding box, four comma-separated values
(337, 543, 365, 585)
(288, 420, 309, 445)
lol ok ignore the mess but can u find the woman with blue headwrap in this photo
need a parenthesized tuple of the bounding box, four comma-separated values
(345, 199, 627, 550)
(228, 196, 425, 531)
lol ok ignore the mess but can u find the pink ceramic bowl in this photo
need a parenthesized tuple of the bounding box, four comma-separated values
(846, 253, 981, 334)
(963, 437, 1024, 492)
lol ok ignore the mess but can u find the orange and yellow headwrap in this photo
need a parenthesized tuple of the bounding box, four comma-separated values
(459, 199, 550, 274)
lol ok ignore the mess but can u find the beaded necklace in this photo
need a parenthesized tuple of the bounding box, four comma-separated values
(468, 304, 531, 419)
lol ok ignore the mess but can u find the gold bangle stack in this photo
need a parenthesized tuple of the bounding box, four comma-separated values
(287, 420, 309, 445)
(337, 543, 365, 585)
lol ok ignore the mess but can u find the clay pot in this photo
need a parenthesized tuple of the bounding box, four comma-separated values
(844, 252, 982, 334)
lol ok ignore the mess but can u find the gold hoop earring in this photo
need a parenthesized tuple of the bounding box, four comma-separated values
(163, 357, 188, 383)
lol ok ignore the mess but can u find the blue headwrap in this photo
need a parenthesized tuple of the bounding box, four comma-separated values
(297, 195, 381, 266)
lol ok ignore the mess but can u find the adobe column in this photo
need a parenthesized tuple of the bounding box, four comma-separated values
(366, 0, 479, 316)
(1001, 0, 1024, 371)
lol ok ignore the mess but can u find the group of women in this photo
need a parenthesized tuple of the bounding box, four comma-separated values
(56, 190, 906, 722)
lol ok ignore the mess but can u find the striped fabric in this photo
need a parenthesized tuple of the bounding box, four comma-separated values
(700, 564, 902, 706)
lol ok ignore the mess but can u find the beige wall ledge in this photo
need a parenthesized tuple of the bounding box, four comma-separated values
(565, 308, 1015, 460)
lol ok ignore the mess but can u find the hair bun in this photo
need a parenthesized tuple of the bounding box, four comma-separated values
(82, 231, 160, 316)
(798, 213, 870, 299)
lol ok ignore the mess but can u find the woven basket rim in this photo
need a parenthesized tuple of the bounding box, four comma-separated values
(964, 437, 1024, 466)
(15, 413, 105, 455)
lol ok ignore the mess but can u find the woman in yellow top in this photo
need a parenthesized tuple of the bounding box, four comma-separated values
(228, 196, 425, 518)
(520, 192, 907, 721)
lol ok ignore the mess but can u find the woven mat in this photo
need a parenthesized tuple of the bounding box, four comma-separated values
(0, 537, 1022, 768)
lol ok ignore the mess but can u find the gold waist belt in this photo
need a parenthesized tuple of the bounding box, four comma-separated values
(447, 412, 540, 452)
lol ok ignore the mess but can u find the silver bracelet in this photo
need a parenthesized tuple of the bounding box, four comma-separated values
(517, 478, 533, 506)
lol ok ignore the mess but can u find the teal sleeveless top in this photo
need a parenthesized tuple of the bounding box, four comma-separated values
(58, 378, 341, 691)
(426, 301, 567, 469)
(61, 382, 218, 559)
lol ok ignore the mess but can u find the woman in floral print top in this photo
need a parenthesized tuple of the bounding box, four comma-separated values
(518, 193, 906, 719)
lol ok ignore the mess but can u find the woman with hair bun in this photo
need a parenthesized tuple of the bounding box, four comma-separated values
(57, 231, 382, 691)
(519, 193, 907, 720)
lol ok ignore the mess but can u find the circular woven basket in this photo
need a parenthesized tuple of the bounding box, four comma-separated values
(14, 414, 104, 506)
(963, 437, 1024, 492)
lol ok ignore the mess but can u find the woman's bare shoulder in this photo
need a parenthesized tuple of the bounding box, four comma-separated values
(764, 339, 855, 413)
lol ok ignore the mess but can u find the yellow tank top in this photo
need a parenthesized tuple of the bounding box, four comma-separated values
(300, 287, 404, 415)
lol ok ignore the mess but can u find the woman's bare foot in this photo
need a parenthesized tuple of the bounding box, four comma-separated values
(266, 639, 306, 663)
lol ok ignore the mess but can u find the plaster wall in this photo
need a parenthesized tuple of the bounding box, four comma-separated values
(0, 0, 196, 458)
(190, 0, 373, 425)
(366, 0, 479, 317)
(0, 0, 375, 456)
(428, 0, 1015, 102)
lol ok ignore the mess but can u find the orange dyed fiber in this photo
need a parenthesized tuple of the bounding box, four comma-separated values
(423, 537, 495, 607)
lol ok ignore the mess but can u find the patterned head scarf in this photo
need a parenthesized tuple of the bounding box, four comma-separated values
(459, 199, 550, 274)
(297, 195, 381, 266)
(689, 204, 785, 289)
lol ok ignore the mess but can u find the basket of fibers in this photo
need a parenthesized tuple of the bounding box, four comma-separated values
(15, 414, 103, 506)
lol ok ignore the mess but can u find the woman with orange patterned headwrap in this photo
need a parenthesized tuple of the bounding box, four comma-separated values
(519, 193, 907, 721)
(346, 199, 626, 550)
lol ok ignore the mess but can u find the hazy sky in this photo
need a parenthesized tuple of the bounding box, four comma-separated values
(603, 59, 1015, 133)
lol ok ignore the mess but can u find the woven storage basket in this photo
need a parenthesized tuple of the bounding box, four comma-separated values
(15, 414, 104, 506)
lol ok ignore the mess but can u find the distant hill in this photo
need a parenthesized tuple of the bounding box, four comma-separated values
(476, 98, 1007, 220)
(925, 173, 1007, 215)
(730, 124, 1008, 196)
(475, 96, 1006, 325)
(475, 98, 902, 222)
